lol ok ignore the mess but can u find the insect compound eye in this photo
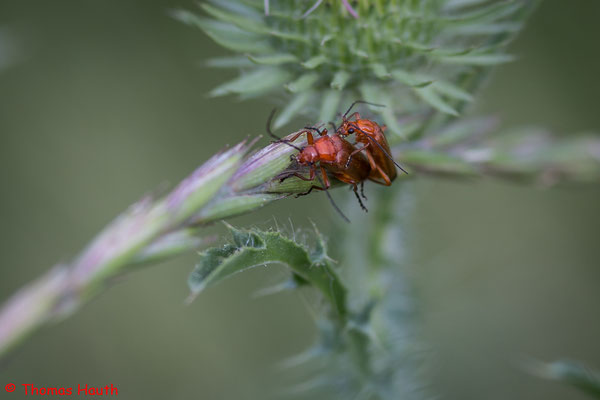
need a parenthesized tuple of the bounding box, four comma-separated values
(347, 128, 355, 134)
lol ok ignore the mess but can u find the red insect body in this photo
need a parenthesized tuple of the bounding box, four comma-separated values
(277, 128, 370, 212)
(266, 104, 401, 218)
(338, 112, 398, 186)
(282, 129, 369, 191)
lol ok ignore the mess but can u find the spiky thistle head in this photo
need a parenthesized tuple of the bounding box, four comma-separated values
(175, 0, 537, 140)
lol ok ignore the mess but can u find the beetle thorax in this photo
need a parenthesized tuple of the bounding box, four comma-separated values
(297, 146, 319, 164)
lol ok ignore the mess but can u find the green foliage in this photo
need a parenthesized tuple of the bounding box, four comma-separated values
(176, 1, 599, 398)
(174, 1, 600, 399)
(1, 3, 598, 398)
(327, 187, 427, 400)
(188, 223, 347, 318)
(173, 0, 600, 186)
(398, 119, 600, 183)
(176, 0, 538, 135)
(0, 132, 348, 359)
(187, 187, 426, 400)
(187, 222, 416, 396)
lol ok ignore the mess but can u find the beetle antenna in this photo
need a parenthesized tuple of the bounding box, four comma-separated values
(316, 174, 350, 223)
(343, 100, 386, 118)
(267, 109, 302, 151)
(279, 140, 303, 152)
(266, 108, 281, 140)
(350, 123, 408, 174)
(304, 126, 323, 135)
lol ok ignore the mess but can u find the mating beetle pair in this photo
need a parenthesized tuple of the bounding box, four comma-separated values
(269, 101, 406, 220)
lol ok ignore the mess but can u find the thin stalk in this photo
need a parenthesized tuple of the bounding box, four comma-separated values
(0, 132, 316, 359)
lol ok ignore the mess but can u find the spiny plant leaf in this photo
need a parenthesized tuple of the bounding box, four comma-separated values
(247, 53, 298, 65)
(179, 0, 539, 131)
(319, 89, 342, 124)
(210, 67, 292, 97)
(436, 52, 515, 65)
(330, 70, 351, 90)
(285, 72, 320, 93)
(432, 80, 474, 102)
(188, 224, 347, 318)
(273, 91, 313, 128)
(415, 86, 459, 116)
(391, 70, 433, 88)
(398, 122, 600, 184)
(444, 0, 524, 24)
(399, 150, 478, 176)
(174, 11, 271, 54)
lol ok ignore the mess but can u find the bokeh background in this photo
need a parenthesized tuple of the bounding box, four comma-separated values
(1, 1, 599, 399)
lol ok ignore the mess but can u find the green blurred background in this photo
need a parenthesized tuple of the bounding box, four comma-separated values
(1, 1, 599, 399)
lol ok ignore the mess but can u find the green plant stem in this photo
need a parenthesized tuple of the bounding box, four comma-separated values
(2, 115, 599, 361)
(0, 132, 315, 359)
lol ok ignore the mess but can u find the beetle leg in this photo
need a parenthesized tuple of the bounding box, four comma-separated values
(278, 172, 313, 183)
(344, 142, 370, 168)
(319, 165, 331, 189)
(272, 128, 318, 145)
(295, 185, 326, 197)
(279, 163, 316, 182)
(351, 184, 368, 212)
(360, 181, 367, 200)
(296, 165, 330, 197)
(294, 165, 325, 197)
(373, 164, 393, 186)
(363, 150, 393, 186)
